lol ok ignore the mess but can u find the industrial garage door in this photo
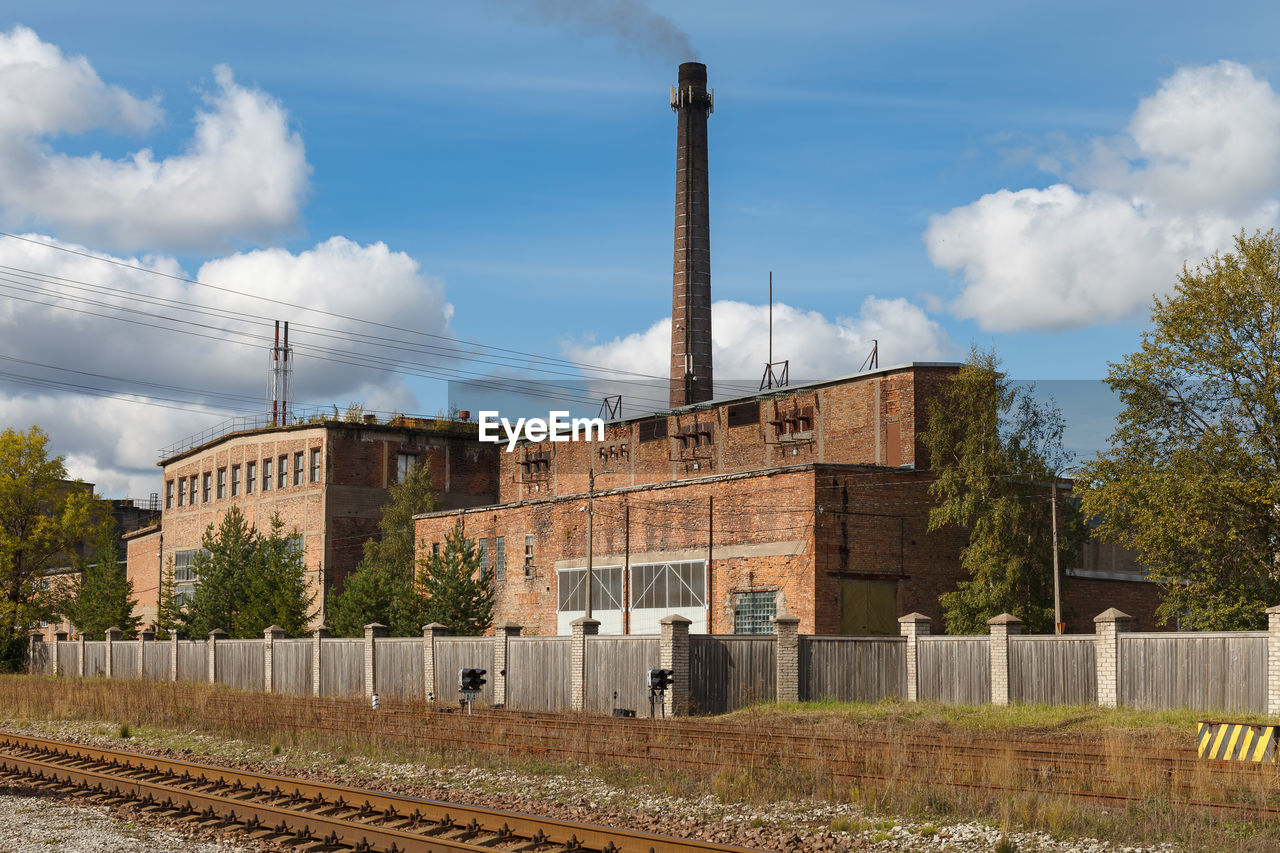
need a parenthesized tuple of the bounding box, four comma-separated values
(840, 579, 897, 635)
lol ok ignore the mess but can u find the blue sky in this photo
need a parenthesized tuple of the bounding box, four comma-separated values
(3, 1, 1279, 493)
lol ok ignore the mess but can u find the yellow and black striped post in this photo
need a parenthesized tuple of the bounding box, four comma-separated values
(1197, 721, 1278, 762)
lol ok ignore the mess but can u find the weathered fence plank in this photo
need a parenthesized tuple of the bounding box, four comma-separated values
(585, 636, 661, 717)
(215, 640, 263, 692)
(1009, 636, 1096, 705)
(917, 636, 989, 705)
(1118, 632, 1266, 713)
(802, 637, 905, 702)
(689, 636, 775, 714)
(374, 639, 424, 700)
(319, 639, 362, 698)
(507, 637, 571, 711)
(433, 638, 493, 707)
(272, 640, 312, 696)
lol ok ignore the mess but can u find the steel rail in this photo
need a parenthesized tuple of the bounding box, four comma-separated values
(0, 733, 767, 853)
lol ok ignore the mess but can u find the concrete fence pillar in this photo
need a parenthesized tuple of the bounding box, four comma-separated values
(311, 627, 329, 698)
(422, 623, 447, 702)
(169, 632, 179, 682)
(898, 612, 931, 702)
(263, 625, 284, 693)
(138, 628, 154, 678)
(773, 615, 801, 703)
(27, 631, 40, 675)
(104, 627, 121, 678)
(207, 628, 227, 684)
(1094, 608, 1132, 708)
(1267, 605, 1280, 716)
(987, 613, 1021, 706)
(570, 617, 600, 712)
(364, 623, 388, 701)
(492, 622, 522, 708)
(660, 614, 692, 717)
(53, 631, 67, 676)
(78, 632, 86, 678)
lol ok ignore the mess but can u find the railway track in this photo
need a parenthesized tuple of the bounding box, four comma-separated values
(0, 733, 765, 853)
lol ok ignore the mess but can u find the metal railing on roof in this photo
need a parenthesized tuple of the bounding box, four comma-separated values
(158, 407, 476, 461)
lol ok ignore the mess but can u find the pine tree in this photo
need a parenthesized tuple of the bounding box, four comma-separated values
(416, 524, 494, 636)
(327, 460, 439, 636)
(155, 558, 181, 639)
(246, 513, 313, 637)
(60, 533, 139, 638)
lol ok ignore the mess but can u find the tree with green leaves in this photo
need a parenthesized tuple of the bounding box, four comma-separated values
(155, 559, 181, 640)
(182, 506, 313, 638)
(0, 426, 109, 666)
(416, 523, 494, 636)
(326, 459, 440, 636)
(920, 348, 1075, 634)
(59, 532, 139, 639)
(1080, 229, 1280, 630)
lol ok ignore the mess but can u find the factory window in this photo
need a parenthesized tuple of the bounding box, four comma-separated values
(173, 548, 208, 605)
(310, 448, 322, 483)
(293, 452, 304, 486)
(524, 534, 535, 575)
(165, 480, 174, 509)
(495, 536, 505, 581)
(733, 591, 777, 635)
(202, 472, 211, 503)
(727, 402, 760, 428)
(278, 455, 288, 489)
(262, 458, 272, 491)
(230, 465, 241, 497)
(189, 475, 198, 504)
(176, 479, 185, 507)
(637, 417, 668, 442)
(478, 538, 489, 581)
(286, 535, 304, 557)
(397, 452, 417, 482)
(432, 542, 440, 558)
(216, 468, 226, 500)
(556, 566, 624, 612)
(246, 461, 256, 494)
(632, 561, 706, 610)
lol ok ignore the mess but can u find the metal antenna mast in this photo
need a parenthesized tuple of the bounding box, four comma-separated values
(759, 271, 789, 390)
(267, 320, 294, 425)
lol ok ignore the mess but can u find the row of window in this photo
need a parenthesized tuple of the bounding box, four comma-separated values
(166, 448, 322, 509)
(426, 533, 536, 583)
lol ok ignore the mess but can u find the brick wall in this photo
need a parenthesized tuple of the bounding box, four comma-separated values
(129, 420, 498, 631)
(499, 365, 960, 503)
(1062, 574, 1166, 632)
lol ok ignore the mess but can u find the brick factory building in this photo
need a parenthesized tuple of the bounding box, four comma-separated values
(125, 417, 498, 630)
(413, 60, 1163, 637)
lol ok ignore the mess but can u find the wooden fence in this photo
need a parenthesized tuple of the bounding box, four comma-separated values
(29, 606, 1280, 716)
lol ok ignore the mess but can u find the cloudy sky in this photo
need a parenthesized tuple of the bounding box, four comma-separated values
(3, 0, 1280, 496)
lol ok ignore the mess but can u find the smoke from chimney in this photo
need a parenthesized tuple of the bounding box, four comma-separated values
(499, 0, 696, 61)
(669, 61, 713, 408)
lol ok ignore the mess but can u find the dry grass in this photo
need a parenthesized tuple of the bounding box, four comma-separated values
(3, 676, 1280, 852)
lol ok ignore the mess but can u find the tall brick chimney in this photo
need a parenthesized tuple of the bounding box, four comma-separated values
(669, 61, 713, 408)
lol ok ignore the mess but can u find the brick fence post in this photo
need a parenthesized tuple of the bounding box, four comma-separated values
(492, 622, 522, 708)
(570, 617, 600, 712)
(660, 614, 692, 717)
(423, 623, 447, 702)
(78, 632, 86, 678)
(104, 627, 121, 678)
(208, 628, 227, 684)
(53, 631, 67, 676)
(773, 615, 801, 703)
(364, 623, 388, 701)
(138, 628, 154, 679)
(263, 625, 284, 693)
(1267, 605, 1280, 716)
(898, 613, 931, 702)
(987, 613, 1021, 706)
(169, 632, 179, 682)
(27, 631, 39, 675)
(1094, 608, 1132, 708)
(311, 626, 329, 698)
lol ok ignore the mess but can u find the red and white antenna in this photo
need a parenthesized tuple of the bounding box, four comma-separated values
(267, 320, 294, 425)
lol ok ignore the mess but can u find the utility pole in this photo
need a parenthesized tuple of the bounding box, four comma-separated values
(586, 465, 596, 621)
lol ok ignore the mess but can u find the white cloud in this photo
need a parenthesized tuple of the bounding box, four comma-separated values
(0, 234, 454, 496)
(564, 297, 954, 408)
(0, 27, 309, 252)
(926, 61, 1280, 331)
